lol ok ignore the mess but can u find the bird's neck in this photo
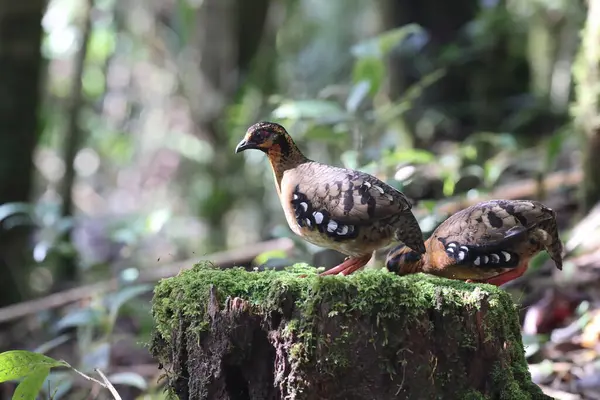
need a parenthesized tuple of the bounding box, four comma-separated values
(396, 238, 432, 274)
(397, 258, 426, 274)
(266, 142, 309, 194)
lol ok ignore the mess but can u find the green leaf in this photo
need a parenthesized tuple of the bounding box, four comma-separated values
(12, 367, 50, 400)
(527, 252, 550, 273)
(0, 351, 66, 382)
(86, 28, 116, 63)
(174, 0, 197, 47)
(254, 250, 288, 266)
(345, 80, 371, 113)
(340, 150, 360, 170)
(383, 149, 436, 165)
(81, 343, 110, 371)
(351, 24, 424, 58)
(54, 308, 104, 332)
(107, 284, 153, 321)
(271, 100, 348, 122)
(303, 125, 347, 144)
(106, 372, 148, 390)
(33, 335, 71, 355)
(0, 203, 33, 223)
(442, 175, 457, 197)
(419, 200, 437, 213)
(44, 372, 73, 400)
(373, 69, 445, 129)
(544, 130, 565, 171)
(352, 57, 385, 96)
(82, 65, 106, 98)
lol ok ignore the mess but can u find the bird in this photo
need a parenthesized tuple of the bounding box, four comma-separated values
(235, 121, 426, 276)
(384, 199, 564, 286)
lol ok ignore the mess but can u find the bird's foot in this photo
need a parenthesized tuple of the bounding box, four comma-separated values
(319, 254, 372, 276)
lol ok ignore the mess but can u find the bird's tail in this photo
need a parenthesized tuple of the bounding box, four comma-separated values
(538, 213, 564, 270)
(393, 210, 426, 254)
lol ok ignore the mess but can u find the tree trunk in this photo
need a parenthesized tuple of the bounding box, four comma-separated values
(376, 0, 534, 142)
(174, 0, 274, 252)
(581, 130, 600, 213)
(151, 264, 549, 400)
(56, 0, 93, 289)
(573, 0, 600, 214)
(0, 0, 44, 306)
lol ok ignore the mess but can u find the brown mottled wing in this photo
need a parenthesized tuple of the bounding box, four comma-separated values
(431, 199, 563, 270)
(291, 162, 425, 253)
(298, 163, 412, 218)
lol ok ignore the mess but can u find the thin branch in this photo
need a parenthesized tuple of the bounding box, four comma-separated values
(95, 368, 123, 400)
(434, 169, 582, 216)
(66, 364, 108, 389)
(0, 237, 294, 324)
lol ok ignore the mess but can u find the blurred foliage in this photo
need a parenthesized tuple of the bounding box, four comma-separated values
(32, 0, 583, 276)
(0, 0, 596, 397)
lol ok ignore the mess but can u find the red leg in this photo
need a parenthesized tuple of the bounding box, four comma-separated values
(340, 254, 372, 276)
(319, 257, 354, 276)
(319, 254, 372, 276)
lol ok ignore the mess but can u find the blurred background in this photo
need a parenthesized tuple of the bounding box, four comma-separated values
(1, 0, 600, 398)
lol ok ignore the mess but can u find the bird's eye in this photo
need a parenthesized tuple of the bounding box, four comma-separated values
(255, 130, 269, 141)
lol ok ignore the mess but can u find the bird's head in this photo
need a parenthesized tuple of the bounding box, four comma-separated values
(235, 121, 294, 156)
(385, 243, 424, 275)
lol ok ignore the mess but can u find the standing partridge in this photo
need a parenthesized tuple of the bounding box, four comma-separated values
(385, 199, 563, 286)
(235, 121, 426, 276)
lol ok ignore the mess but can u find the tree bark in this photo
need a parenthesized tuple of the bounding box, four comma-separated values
(573, 0, 600, 214)
(172, 0, 274, 252)
(56, 0, 94, 289)
(151, 264, 549, 400)
(0, 0, 45, 306)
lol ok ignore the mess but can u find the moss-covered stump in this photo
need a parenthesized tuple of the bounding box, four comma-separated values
(150, 263, 549, 400)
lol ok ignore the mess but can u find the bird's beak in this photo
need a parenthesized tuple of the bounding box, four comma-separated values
(235, 138, 253, 153)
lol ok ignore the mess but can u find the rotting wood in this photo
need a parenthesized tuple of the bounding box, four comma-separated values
(150, 264, 551, 400)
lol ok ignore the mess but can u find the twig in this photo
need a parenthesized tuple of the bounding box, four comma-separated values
(66, 363, 123, 400)
(95, 368, 123, 400)
(68, 364, 109, 390)
(435, 169, 582, 216)
(0, 280, 118, 324)
(0, 237, 294, 324)
(142, 237, 295, 281)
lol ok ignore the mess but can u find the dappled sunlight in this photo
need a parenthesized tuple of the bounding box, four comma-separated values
(0, 0, 598, 398)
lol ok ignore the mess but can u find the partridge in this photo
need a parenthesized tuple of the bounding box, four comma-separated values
(235, 121, 425, 276)
(385, 199, 563, 286)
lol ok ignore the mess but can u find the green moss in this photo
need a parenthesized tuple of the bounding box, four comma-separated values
(151, 261, 548, 399)
(461, 390, 488, 400)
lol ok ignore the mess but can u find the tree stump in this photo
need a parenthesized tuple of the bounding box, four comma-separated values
(150, 262, 549, 400)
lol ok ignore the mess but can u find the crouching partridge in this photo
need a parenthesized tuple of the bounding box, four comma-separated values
(385, 199, 563, 286)
(235, 121, 426, 276)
